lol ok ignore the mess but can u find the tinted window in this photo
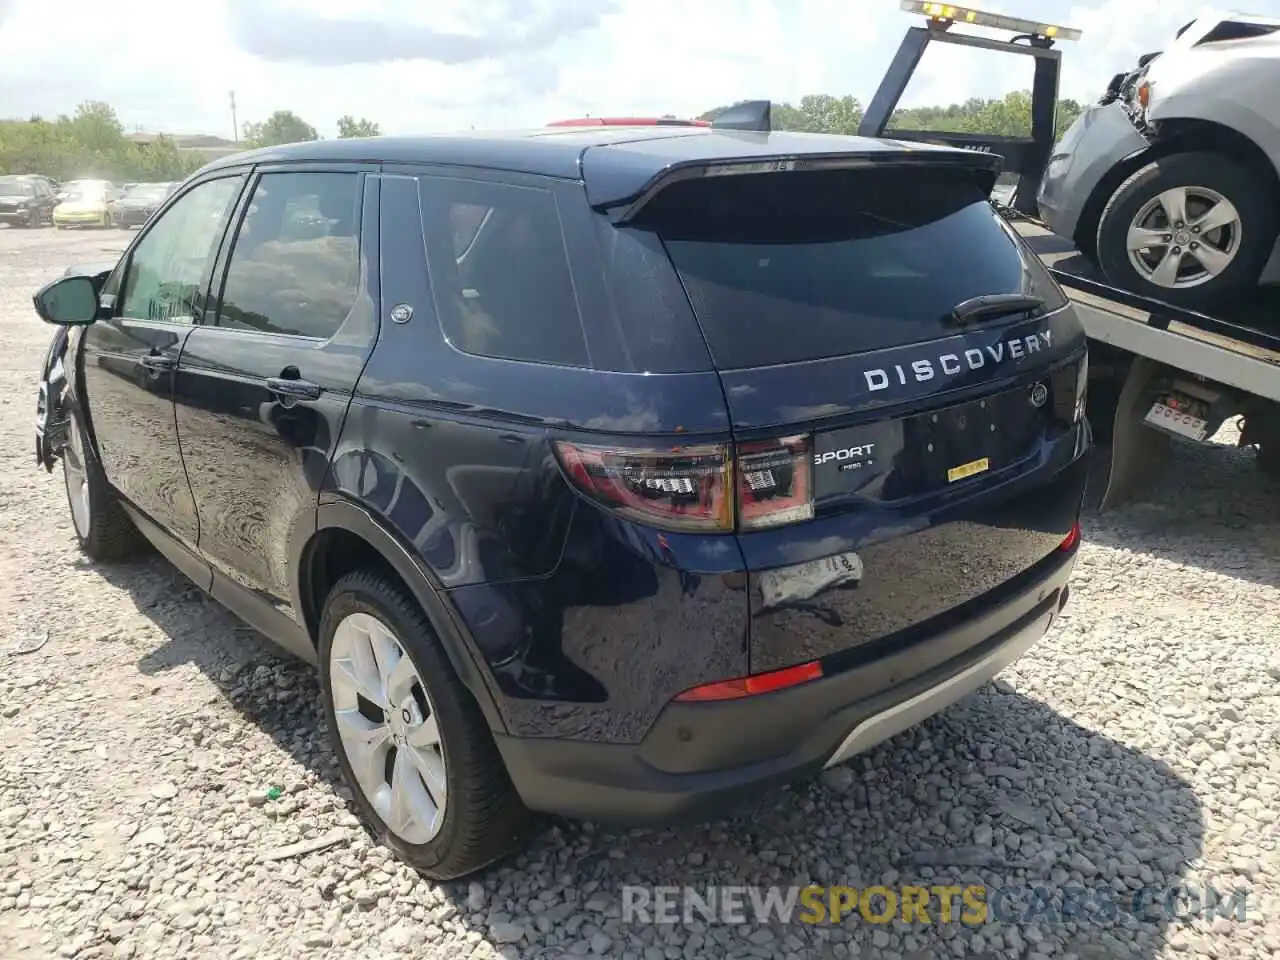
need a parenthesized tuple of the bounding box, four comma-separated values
(419, 177, 588, 367)
(218, 171, 362, 339)
(591, 220, 714, 374)
(643, 167, 1067, 369)
(118, 176, 242, 324)
(0, 179, 35, 197)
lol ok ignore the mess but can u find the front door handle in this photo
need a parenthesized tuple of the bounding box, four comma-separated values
(266, 376, 323, 401)
(140, 355, 175, 372)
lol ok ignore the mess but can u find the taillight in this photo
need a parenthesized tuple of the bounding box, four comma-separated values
(673, 660, 823, 702)
(554, 435, 817, 533)
(552, 440, 734, 531)
(736, 434, 814, 530)
(1059, 520, 1081, 551)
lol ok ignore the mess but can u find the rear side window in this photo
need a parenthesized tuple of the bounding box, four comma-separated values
(640, 166, 1067, 369)
(419, 177, 588, 367)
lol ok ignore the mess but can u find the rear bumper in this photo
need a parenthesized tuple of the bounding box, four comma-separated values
(496, 544, 1076, 824)
(0, 211, 33, 223)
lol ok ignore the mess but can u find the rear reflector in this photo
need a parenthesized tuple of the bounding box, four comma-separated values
(673, 660, 823, 702)
(1059, 520, 1081, 551)
(553, 435, 816, 533)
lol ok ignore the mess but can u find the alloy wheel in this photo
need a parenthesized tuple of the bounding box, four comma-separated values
(63, 412, 91, 539)
(1125, 185, 1241, 289)
(329, 611, 448, 845)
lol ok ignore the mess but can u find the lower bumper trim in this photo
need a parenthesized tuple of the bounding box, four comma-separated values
(823, 608, 1052, 768)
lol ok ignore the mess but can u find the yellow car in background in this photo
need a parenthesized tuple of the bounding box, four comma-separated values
(52, 180, 118, 228)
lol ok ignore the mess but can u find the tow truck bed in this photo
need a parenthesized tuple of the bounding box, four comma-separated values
(1013, 221, 1280, 404)
(867, 6, 1280, 507)
(1008, 217, 1280, 507)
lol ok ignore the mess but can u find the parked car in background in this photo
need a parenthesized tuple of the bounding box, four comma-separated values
(0, 174, 57, 227)
(110, 182, 177, 228)
(53, 180, 118, 229)
(32, 123, 1088, 879)
(1038, 11, 1280, 311)
(56, 179, 109, 203)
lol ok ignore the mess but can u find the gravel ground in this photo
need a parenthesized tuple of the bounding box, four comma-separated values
(1, 225, 1278, 960)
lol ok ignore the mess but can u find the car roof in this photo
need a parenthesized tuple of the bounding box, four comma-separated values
(200, 126, 973, 208)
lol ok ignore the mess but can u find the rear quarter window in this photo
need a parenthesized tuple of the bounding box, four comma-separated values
(418, 177, 589, 368)
(638, 166, 1067, 369)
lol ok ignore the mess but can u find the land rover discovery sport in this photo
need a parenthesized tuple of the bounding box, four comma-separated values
(34, 117, 1089, 879)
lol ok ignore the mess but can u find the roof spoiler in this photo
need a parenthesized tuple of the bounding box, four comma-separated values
(600, 149, 1002, 224)
(711, 100, 772, 133)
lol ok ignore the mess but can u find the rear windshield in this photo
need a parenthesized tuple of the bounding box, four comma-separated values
(639, 166, 1066, 369)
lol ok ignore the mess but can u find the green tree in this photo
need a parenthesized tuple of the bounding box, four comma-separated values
(0, 106, 207, 182)
(242, 111, 319, 148)
(337, 115, 381, 138)
(68, 100, 125, 153)
(703, 91, 1082, 142)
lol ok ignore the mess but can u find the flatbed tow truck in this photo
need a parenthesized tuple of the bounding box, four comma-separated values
(863, 1, 1280, 508)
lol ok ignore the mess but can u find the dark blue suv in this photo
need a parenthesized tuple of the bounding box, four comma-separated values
(33, 110, 1089, 879)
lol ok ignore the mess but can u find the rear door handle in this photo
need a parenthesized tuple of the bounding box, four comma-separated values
(140, 355, 175, 372)
(266, 377, 323, 401)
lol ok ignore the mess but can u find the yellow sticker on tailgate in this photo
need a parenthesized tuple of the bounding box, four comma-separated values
(947, 457, 990, 483)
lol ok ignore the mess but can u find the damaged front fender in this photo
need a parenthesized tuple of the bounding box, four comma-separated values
(35, 325, 70, 472)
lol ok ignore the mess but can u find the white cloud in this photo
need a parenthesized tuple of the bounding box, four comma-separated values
(897, 1, 1229, 109)
(0, 0, 1274, 137)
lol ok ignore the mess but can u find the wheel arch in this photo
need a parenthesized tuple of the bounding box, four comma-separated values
(296, 498, 509, 734)
(1074, 119, 1280, 259)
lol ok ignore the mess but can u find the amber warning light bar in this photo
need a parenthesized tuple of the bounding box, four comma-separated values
(901, 1, 1082, 41)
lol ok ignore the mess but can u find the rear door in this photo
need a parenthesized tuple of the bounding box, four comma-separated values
(174, 165, 379, 625)
(622, 160, 1089, 670)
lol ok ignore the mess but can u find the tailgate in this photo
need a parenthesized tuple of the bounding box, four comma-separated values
(633, 159, 1088, 670)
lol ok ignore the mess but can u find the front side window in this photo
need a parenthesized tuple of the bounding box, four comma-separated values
(117, 176, 242, 324)
(217, 171, 362, 339)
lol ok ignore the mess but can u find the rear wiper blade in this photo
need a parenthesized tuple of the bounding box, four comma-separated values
(949, 293, 1045, 327)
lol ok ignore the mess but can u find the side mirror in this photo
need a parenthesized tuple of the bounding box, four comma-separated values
(33, 275, 99, 327)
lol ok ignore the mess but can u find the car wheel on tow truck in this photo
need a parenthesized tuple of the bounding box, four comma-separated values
(1096, 151, 1278, 312)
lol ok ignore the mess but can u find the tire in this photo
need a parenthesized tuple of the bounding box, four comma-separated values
(62, 409, 149, 561)
(1096, 152, 1278, 312)
(318, 570, 530, 879)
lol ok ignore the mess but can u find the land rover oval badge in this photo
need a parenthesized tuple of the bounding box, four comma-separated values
(1029, 382, 1049, 408)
